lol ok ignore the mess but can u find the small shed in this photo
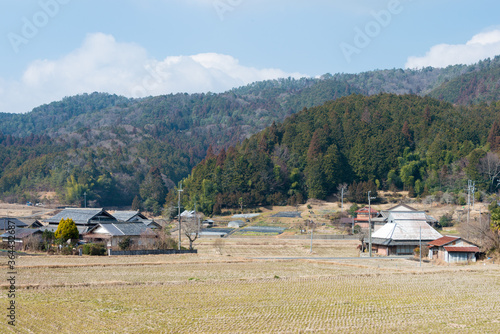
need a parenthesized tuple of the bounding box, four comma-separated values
(428, 236, 479, 263)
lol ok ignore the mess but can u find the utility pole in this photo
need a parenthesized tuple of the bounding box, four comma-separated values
(84, 192, 87, 208)
(419, 226, 422, 268)
(472, 181, 476, 209)
(310, 220, 314, 253)
(341, 187, 345, 212)
(177, 182, 183, 250)
(368, 191, 376, 257)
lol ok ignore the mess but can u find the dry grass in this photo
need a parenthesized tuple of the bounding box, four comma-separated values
(2, 262, 499, 333)
(0, 236, 499, 333)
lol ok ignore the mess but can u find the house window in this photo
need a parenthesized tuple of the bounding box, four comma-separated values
(396, 245, 414, 255)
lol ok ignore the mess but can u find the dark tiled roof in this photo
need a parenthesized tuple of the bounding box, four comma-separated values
(0, 218, 28, 229)
(111, 211, 148, 222)
(0, 228, 41, 239)
(45, 208, 116, 225)
(90, 222, 151, 236)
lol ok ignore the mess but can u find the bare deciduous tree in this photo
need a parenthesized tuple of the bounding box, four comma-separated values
(459, 213, 500, 252)
(478, 152, 500, 192)
(183, 213, 202, 250)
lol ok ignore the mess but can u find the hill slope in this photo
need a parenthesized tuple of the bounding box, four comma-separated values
(2, 57, 500, 209)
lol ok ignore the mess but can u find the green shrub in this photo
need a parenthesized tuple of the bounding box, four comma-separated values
(119, 237, 132, 250)
(439, 214, 453, 228)
(82, 243, 106, 256)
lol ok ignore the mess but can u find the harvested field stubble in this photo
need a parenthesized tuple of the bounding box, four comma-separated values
(1, 256, 499, 333)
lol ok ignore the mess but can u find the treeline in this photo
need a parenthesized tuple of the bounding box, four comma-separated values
(179, 94, 500, 215)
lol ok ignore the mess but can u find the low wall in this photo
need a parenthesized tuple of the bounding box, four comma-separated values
(108, 249, 197, 256)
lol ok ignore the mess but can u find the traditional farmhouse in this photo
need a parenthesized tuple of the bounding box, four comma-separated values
(428, 236, 479, 263)
(371, 211, 442, 256)
(111, 210, 161, 229)
(0, 228, 42, 251)
(0, 218, 28, 232)
(44, 208, 118, 234)
(377, 204, 438, 227)
(84, 222, 157, 249)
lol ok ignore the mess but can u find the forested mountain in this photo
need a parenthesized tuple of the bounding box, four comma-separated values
(181, 94, 500, 215)
(428, 57, 500, 104)
(2, 57, 500, 212)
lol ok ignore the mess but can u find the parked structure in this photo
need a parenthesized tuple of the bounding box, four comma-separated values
(428, 236, 479, 263)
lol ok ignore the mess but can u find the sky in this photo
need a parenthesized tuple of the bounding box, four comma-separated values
(2, 0, 500, 114)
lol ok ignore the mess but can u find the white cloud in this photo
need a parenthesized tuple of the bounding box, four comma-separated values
(405, 30, 500, 69)
(0, 33, 305, 113)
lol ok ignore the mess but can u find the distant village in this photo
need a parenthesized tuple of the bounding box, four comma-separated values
(0, 202, 481, 264)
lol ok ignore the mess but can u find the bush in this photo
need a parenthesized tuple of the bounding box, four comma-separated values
(60, 246, 73, 255)
(119, 237, 132, 250)
(82, 243, 106, 256)
(353, 225, 362, 234)
(439, 214, 453, 228)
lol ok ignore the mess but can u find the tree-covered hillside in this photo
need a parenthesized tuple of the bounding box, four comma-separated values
(180, 94, 500, 215)
(2, 57, 500, 211)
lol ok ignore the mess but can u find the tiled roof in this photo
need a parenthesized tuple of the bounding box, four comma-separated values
(389, 211, 427, 221)
(92, 222, 152, 236)
(0, 228, 41, 239)
(0, 218, 28, 229)
(428, 236, 460, 247)
(372, 221, 442, 241)
(111, 211, 148, 222)
(444, 246, 479, 253)
(45, 208, 116, 225)
(386, 203, 417, 212)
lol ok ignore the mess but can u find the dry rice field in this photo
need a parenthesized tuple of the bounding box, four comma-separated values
(1, 237, 499, 333)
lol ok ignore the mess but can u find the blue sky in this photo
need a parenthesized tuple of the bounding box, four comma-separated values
(2, 0, 500, 113)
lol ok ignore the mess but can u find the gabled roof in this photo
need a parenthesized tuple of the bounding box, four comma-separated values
(388, 211, 427, 221)
(87, 222, 153, 236)
(0, 218, 28, 230)
(372, 220, 442, 241)
(45, 208, 117, 225)
(428, 236, 460, 247)
(111, 210, 148, 222)
(386, 203, 417, 212)
(444, 246, 479, 253)
(18, 219, 43, 228)
(0, 228, 42, 239)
